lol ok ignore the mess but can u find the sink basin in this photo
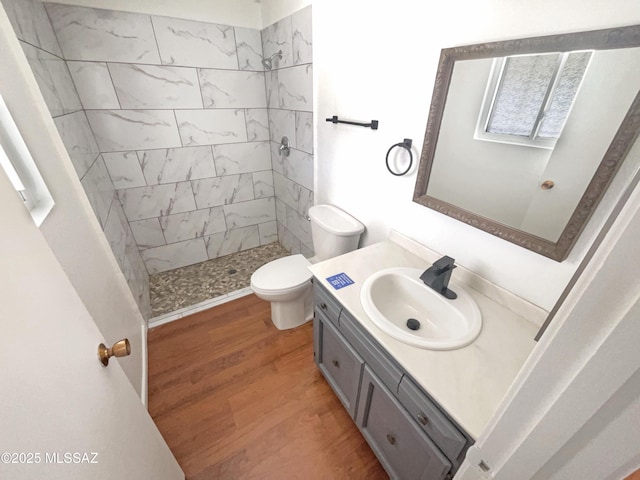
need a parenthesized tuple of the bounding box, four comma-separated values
(360, 267, 482, 350)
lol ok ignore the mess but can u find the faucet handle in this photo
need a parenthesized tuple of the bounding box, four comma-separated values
(432, 255, 456, 273)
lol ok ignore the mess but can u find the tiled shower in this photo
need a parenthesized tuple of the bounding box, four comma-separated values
(2, 0, 314, 320)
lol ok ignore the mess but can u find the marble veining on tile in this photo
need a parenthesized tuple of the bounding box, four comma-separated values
(175, 109, 248, 146)
(253, 170, 275, 199)
(245, 109, 270, 141)
(285, 205, 313, 249)
(117, 181, 196, 221)
(295, 111, 313, 154)
(138, 146, 216, 186)
(109, 63, 203, 109)
(223, 197, 276, 229)
(67, 61, 120, 109)
(205, 225, 261, 259)
(20, 41, 82, 117)
(149, 242, 289, 316)
(258, 221, 278, 244)
(3, 0, 63, 56)
(262, 16, 293, 69)
(198, 69, 267, 108)
(130, 217, 166, 249)
(278, 64, 313, 111)
(87, 109, 182, 152)
(46, 3, 161, 64)
(213, 142, 271, 175)
(151, 15, 238, 69)
(292, 6, 313, 66)
(103, 151, 146, 189)
(53, 111, 100, 178)
(80, 155, 115, 229)
(160, 206, 227, 243)
(142, 238, 208, 274)
(272, 146, 314, 191)
(273, 171, 313, 216)
(265, 70, 280, 109)
(268, 109, 296, 145)
(192, 173, 255, 209)
(234, 27, 263, 71)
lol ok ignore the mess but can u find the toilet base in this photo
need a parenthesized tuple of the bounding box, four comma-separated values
(270, 285, 314, 330)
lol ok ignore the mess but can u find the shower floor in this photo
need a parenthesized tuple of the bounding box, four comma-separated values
(149, 242, 290, 317)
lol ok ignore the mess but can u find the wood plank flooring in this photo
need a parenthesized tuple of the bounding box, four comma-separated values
(627, 469, 640, 480)
(148, 293, 387, 479)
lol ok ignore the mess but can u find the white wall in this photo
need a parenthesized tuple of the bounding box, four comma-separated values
(0, 4, 146, 397)
(314, 0, 640, 310)
(49, 0, 263, 28)
(261, 0, 311, 27)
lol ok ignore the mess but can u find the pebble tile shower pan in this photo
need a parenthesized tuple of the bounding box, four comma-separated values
(149, 243, 290, 317)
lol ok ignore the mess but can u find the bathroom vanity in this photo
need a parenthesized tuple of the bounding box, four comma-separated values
(309, 232, 543, 479)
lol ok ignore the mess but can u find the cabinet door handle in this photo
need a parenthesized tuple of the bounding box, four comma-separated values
(332, 359, 340, 368)
(320, 302, 327, 311)
(417, 413, 429, 425)
(386, 434, 396, 446)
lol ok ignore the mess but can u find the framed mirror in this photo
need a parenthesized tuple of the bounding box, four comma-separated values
(413, 25, 640, 261)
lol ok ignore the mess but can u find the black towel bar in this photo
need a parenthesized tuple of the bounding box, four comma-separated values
(326, 115, 379, 130)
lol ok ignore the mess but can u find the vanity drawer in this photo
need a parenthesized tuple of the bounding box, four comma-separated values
(340, 308, 403, 394)
(315, 312, 365, 419)
(398, 375, 468, 463)
(313, 283, 342, 326)
(357, 366, 452, 480)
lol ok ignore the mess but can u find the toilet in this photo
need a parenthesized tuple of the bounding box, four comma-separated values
(251, 204, 365, 330)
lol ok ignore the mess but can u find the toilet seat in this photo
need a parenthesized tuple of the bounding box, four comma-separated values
(251, 254, 312, 295)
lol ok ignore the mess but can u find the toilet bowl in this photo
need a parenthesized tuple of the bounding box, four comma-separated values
(251, 204, 365, 330)
(250, 254, 313, 330)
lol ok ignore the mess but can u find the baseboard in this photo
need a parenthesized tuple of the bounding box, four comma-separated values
(148, 287, 254, 329)
(141, 322, 148, 409)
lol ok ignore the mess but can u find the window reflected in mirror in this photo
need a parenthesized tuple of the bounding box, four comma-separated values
(476, 51, 593, 149)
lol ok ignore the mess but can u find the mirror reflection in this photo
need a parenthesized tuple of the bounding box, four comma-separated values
(414, 26, 640, 261)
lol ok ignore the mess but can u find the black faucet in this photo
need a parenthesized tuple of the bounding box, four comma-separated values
(420, 256, 458, 299)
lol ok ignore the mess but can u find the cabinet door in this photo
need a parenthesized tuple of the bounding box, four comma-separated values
(398, 375, 469, 465)
(356, 366, 452, 480)
(315, 314, 365, 418)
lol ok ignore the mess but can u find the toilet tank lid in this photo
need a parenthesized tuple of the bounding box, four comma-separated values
(251, 254, 312, 290)
(308, 205, 365, 236)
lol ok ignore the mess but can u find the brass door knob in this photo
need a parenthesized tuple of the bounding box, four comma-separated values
(98, 339, 131, 367)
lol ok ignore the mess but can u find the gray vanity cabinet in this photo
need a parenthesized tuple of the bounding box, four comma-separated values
(313, 282, 473, 480)
(357, 366, 452, 480)
(314, 311, 364, 418)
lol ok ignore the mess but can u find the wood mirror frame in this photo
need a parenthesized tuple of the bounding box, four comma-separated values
(413, 25, 640, 262)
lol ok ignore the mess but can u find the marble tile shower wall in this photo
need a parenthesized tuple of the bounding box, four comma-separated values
(3, 0, 314, 317)
(1, 0, 151, 319)
(263, 6, 315, 257)
(40, 2, 301, 277)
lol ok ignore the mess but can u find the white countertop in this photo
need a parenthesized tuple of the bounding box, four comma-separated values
(308, 238, 540, 439)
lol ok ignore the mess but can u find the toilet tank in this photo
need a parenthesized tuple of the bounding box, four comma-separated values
(308, 205, 365, 261)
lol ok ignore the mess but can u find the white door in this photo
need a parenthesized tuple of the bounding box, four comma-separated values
(0, 169, 184, 479)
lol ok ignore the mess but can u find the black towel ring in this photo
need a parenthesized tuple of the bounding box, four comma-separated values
(385, 139, 413, 176)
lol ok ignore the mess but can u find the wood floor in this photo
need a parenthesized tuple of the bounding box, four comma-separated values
(148, 293, 387, 479)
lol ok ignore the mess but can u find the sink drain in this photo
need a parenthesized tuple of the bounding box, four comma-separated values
(406, 318, 420, 331)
